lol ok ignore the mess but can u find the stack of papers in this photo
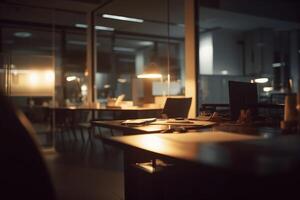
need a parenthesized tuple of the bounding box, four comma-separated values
(121, 118, 157, 125)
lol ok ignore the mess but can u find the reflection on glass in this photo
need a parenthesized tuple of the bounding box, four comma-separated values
(94, 0, 185, 107)
(197, 1, 300, 106)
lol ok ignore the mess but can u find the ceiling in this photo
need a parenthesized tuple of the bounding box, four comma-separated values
(1, 0, 300, 60)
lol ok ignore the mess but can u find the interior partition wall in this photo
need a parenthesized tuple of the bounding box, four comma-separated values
(0, 2, 88, 149)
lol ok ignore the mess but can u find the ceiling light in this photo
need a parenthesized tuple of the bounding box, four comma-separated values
(102, 14, 144, 23)
(95, 25, 114, 31)
(272, 62, 284, 68)
(66, 76, 77, 82)
(263, 87, 273, 92)
(113, 47, 135, 52)
(75, 24, 114, 31)
(75, 24, 88, 28)
(138, 41, 154, 46)
(14, 32, 32, 38)
(254, 78, 269, 84)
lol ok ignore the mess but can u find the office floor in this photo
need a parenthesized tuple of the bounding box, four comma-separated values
(44, 130, 124, 200)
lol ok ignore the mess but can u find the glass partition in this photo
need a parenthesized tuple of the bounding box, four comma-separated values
(0, 2, 87, 148)
(93, 0, 185, 108)
(197, 0, 300, 108)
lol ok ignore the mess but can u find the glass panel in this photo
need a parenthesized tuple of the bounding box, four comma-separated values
(197, 0, 300, 110)
(94, 0, 185, 108)
(0, 3, 87, 148)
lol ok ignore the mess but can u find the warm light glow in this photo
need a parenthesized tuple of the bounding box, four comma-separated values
(44, 70, 54, 84)
(28, 72, 38, 86)
(102, 14, 144, 23)
(263, 87, 273, 92)
(66, 76, 77, 82)
(139, 135, 164, 151)
(254, 78, 269, 83)
(81, 84, 87, 91)
(137, 73, 162, 79)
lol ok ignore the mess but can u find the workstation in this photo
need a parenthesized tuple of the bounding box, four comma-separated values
(1, 0, 300, 200)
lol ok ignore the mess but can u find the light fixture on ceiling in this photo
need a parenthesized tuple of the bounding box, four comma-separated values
(263, 87, 273, 92)
(14, 32, 32, 38)
(138, 41, 154, 46)
(95, 26, 114, 31)
(102, 14, 144, 23)
(272, 62, 284, 68)
(75, 24, 114, 31)
(254, 78, 269, 84)
(66, 76, 77, 82)
(75, 24, 88, 28)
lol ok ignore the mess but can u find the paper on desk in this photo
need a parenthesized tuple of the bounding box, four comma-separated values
(151, 120, 216, 127)
(121, 118, 157, 125)
(160, 131, 259, 143)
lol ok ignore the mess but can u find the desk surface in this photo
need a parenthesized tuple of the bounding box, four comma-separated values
(92, 119, 215, 134)
(102, 131, 300, 175)
(92, 120, 168, 134)
(47, 106, 162, 111)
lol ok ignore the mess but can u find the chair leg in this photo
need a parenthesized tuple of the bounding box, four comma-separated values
(97, 127, 103, 137)
(71, 127, 78, 141)
(79, 127, 85, 143)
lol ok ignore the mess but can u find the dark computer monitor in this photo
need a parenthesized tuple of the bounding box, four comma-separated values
(228, 81, 258, 120)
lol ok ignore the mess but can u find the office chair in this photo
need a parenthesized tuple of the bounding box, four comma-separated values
(161, 97, 192, 118)
(0, 93, 56, 200)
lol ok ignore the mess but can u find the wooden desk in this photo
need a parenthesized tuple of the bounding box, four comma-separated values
(92, 119, 216, 135)
(102, 132, 300, 200)
(92, 120, 168, 134)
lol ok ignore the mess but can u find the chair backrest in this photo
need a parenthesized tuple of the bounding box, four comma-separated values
(0, 93, 55, 199)
(161, 97, 192, 118)
(228, 81, 258, 120)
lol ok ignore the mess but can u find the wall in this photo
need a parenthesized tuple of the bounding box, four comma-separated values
(212, 29, 243, 75)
